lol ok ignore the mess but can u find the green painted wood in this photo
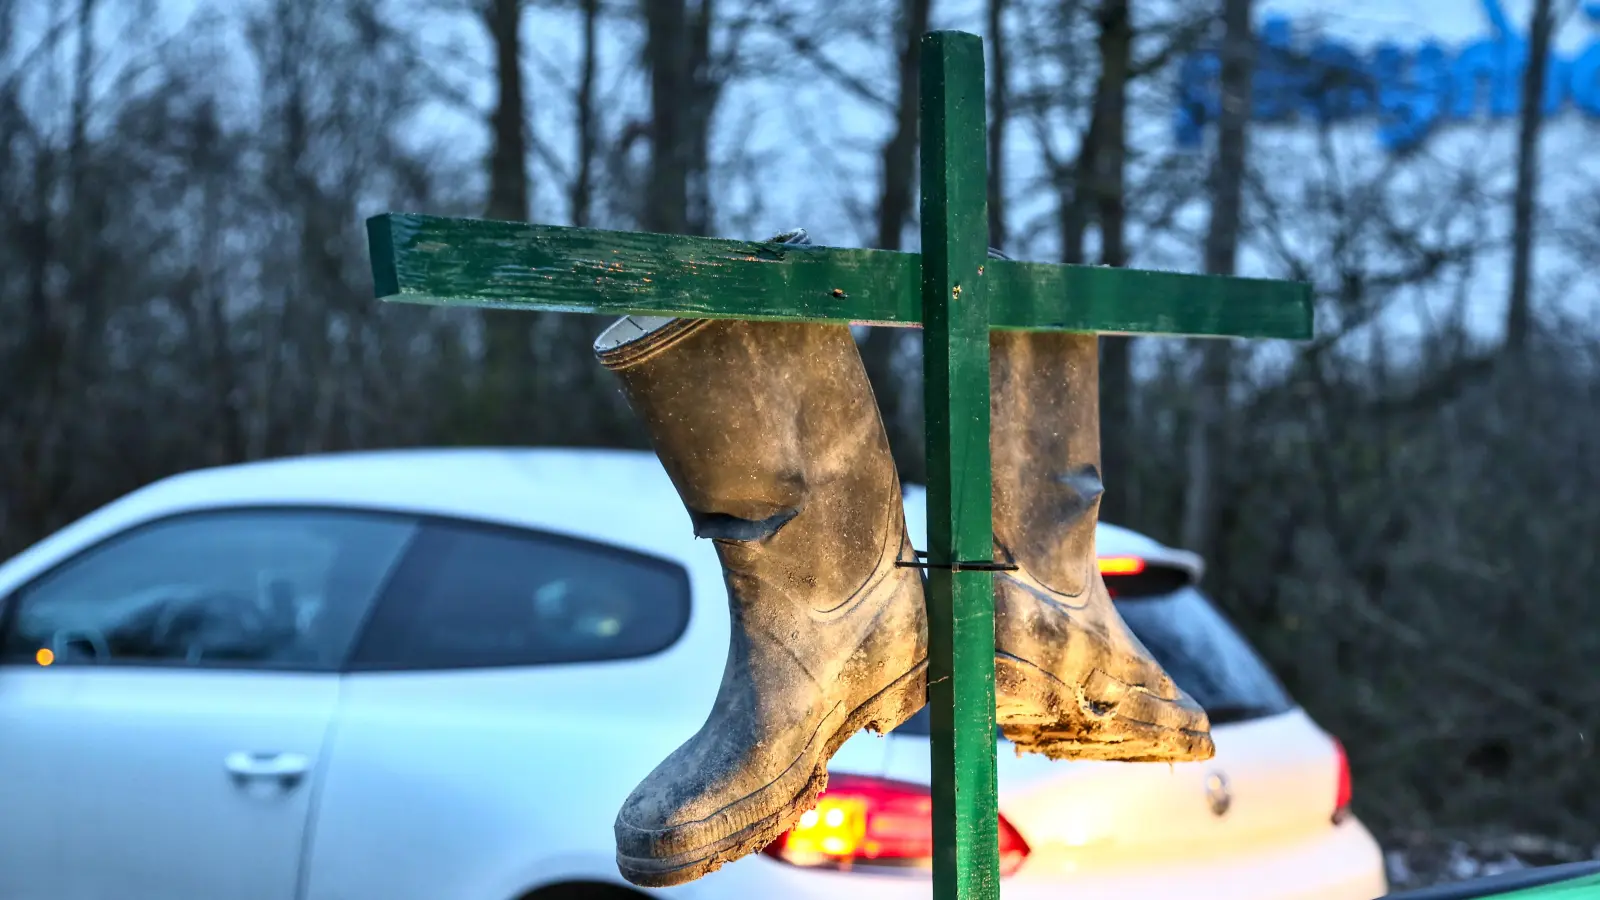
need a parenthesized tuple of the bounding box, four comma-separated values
(367, 213, 1313, 340)
(918, 31, 1001, 900)
(362, 25, 1316, 900)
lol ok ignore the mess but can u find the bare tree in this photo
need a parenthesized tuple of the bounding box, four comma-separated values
(479, 0, 540, 441)
(537, 0, 644, 448)
(485, 0, 531, 224)
(643, 0, 718, 235)
(861, 0, 935, 481)
(1504, 0, 1555, 356)
(0, 0, 1595, 863)
(1180, 0, 1254, 556)
(571, 0, 601, 227)
(1090, 0, 1135, 524)
(875, 0, 933, 252)
(987, 0, 1012, 247)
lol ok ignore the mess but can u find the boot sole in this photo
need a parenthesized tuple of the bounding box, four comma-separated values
(994, 653, 1215, 762)
(616, 659, 928, 887)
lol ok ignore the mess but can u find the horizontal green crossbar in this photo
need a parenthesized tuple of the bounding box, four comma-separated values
(368, 213, 1312, 339)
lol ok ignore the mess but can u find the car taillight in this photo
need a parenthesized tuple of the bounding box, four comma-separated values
(1098, 556, 1195, 599)
(1097, 556, 1146, 575)
(1332, 737, 1353, 823)
(761, 774, 1031, 876)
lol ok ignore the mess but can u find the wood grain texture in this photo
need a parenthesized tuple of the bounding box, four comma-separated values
(367, 213, 1313, 340)
(918, 30, 1002, 900)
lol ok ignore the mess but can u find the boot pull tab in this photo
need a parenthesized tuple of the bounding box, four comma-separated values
(1056, 465, 1106, 514)
(689, 508, 800, 542)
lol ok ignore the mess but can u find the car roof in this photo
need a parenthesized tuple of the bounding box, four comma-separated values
(0, 449, 698, 594)
(117, 447, 687, 529)
(7, 448, 1202, 585)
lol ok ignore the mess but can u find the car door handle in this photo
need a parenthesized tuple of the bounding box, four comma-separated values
(224, 752, 310, 789)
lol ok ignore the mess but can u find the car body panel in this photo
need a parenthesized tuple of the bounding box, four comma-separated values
(703, 818, 1386, 900)
(0, 667, 84, 900)
(302, 665, 896, 900)
(0, 448, 1386, 900)
(877, 709, 1351, 873)
(2, 667, 338, 900)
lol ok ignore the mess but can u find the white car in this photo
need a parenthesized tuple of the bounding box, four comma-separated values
(0, 447, 1388, 900)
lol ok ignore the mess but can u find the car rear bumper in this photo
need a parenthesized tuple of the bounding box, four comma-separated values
(687, 818, 1387, 900)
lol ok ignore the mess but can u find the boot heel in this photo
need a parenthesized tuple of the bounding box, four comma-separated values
(849, 660, 929, 738)
(994, 652, 1066, 727)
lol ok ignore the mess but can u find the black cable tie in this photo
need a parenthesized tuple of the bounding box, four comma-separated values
(894, 560, 1019, 572)
(895, 547, 1018, 572)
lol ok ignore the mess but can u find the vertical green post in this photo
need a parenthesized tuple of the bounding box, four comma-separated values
(919, 30, 1000, 900)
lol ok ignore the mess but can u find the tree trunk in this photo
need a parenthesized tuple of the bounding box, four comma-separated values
(987, 0, 1010, 250)
(480, 0, 535, 443)
(875, 0, 931, 253)
(863, 0, 935, 484)
(686, 0, 716, 235)
(1181, 0, 1254, 557)
(1505, 0, 1553, 357)
(484, 0, 528, 225)
(1059, 113, 1100, 265)
(571, 0, 600, 228)
(1093, 0, 1134, 526)
(642, 0, 717, 237)
(643, 0, 687, 234)
(543, 0, 640, 449)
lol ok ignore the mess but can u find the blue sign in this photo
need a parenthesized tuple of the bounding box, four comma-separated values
(1175, 0, 1600, 151)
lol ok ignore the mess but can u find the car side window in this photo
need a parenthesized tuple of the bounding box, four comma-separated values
(0, 509, 419, 671)
(349, 520, 691, 671)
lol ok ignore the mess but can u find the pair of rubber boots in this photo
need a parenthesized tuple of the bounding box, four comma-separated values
(595, 235, 1213, 887)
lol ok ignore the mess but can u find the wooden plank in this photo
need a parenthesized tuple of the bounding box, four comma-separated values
(993, 258, 1310, 337)
(367, 213, 1313, 340)
(918, 30, 1001, 900)
(366, 212, 920, 323)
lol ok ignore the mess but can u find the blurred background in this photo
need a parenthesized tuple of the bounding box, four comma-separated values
(0, 0, 1596, 889)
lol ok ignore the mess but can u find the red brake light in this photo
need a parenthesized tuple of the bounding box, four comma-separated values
(1097, 556, 1146, 575)
(762, 774, 1031, 877)
(1332, 737, 1353, 822)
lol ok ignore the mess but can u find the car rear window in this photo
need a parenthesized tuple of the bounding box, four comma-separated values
(1112, 585, 1294, 724)
(892, 568, 1292, 736)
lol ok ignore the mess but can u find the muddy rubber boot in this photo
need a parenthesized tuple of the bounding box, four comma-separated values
(990, 328, 1215, 762)
(596, 236, 928, 887)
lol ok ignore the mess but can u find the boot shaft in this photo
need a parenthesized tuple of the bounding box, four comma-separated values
(597, 316, 906, 618)
(600, 311, 932, 886)
(990, 330, 1103, 598)
(988, 329, 1215, 762)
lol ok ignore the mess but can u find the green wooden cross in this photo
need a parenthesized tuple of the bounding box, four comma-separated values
(365, 30, 1310, 900)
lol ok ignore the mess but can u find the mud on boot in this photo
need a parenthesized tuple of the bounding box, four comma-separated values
(989, 327, 1214, 763)
(596, 231, 928, 887)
